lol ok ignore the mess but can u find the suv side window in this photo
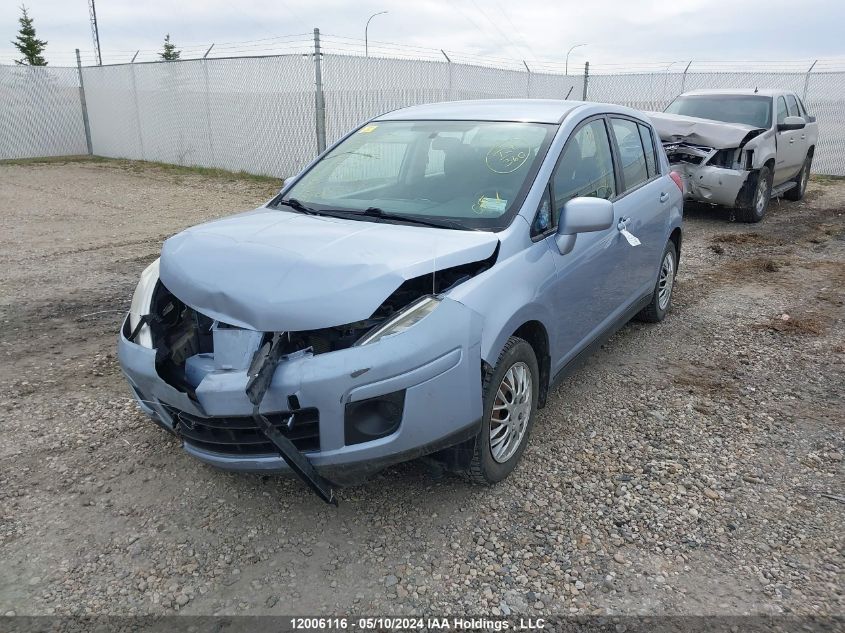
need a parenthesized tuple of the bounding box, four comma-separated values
(610, 118, 648, 191)
(637, 123, 658, 178)
(776, 97, 788, 125)
(533, 119, 616, 236)
(785, 94, 800, 117)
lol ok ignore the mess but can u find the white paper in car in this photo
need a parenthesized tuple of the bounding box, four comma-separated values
(620, 228, 641, 246)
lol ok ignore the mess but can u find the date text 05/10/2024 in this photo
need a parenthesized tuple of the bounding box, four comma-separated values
(289, 617, 547, 630)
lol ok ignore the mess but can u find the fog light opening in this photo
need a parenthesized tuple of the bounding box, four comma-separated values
(344, 390, 405, 446)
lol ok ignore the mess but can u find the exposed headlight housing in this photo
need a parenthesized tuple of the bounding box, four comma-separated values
(355, 296, 440, 346)
(128, 258, 160, 349)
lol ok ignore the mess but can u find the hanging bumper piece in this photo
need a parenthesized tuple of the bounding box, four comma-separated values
(246, 332, 338, 506)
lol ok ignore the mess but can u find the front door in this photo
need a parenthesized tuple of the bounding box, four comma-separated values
(774, 95, 804, 185)
(538, 117, 632, 373)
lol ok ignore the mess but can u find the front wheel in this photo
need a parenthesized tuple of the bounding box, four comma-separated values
(464, 336, 539, 484)
(636, 241, 677, 323)
(735, 165, 772, 223)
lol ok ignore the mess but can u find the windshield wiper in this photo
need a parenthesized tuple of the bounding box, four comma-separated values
(274, 197, 320, 215)
(352, 207, 472, 231)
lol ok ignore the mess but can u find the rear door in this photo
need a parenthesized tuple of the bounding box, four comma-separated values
(607, 116, 668, 301)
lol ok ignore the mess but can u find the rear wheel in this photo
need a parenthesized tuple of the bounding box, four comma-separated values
(465, 337, 539, 484)
(735, 165, 772, 223)
(636, 241, 677, 323)
(784, 154, 812, 201)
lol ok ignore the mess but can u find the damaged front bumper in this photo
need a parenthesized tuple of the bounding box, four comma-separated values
(118, 297, 483, 485)
(671, 162, 751, 208)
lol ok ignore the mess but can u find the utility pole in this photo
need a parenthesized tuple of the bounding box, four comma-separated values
(313, 28, 327, 154)
(88, 0, 102, 66)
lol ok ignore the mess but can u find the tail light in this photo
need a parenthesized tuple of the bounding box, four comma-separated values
(669, 171, 684, 194)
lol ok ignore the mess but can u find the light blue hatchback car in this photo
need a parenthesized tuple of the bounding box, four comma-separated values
(119, 99, 683, 504)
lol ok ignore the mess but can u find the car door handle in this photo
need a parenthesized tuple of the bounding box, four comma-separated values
(789, 138, 795, 144)
(617, 216, 631, 230)
(659, 192, 670, 203)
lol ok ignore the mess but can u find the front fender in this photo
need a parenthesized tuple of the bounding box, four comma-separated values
(448, 229, 557, 364)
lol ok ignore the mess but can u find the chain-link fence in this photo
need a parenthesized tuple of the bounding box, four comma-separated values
(1, 42, 843, 177)
(0, 65, 88, 159)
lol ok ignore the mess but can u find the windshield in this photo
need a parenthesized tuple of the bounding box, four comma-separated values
(276, 120, 556, 231)
(664, 95, 772, 129)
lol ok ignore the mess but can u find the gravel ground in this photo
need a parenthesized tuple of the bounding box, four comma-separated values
(0, 159, 843, 618)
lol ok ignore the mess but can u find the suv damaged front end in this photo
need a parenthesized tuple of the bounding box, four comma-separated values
(118, 213, 496, 501)
(649, 111, 772, 208)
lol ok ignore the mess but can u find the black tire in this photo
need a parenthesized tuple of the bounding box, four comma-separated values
(735, 165, 772, 223)
(464, 336, 539, 484)
(784, 153, 812, 201)
(636, 241, 677, 323)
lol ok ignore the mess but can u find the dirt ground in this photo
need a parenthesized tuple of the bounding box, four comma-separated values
(0, 159, 842, 618)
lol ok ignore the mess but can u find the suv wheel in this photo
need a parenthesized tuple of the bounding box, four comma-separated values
(736, 165, 772, 223)
(636, 241, 677, 323)
(785, 154, 812, 201)
(465, 336, 539, 484)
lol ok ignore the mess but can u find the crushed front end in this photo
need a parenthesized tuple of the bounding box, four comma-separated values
(118, 260, 485, 496)
(663, 142, 754, 208)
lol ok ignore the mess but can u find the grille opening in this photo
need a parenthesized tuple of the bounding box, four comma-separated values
(163, 405, 320, 455)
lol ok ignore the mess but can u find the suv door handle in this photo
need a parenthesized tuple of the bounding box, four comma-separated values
(789, 138, 795, 144)
(659, 192, 670, 203)
(617, 216, 631, 231)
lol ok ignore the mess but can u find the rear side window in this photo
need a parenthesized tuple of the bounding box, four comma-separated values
(638, 123, 658, 178)
(785, 94, 799, 117)
(610, 118, 648, 191)
(552, 119, 617, 213)
(776, 97, 788, 124)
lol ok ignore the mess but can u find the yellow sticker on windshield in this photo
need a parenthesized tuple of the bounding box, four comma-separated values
(359, 125, 378, 134)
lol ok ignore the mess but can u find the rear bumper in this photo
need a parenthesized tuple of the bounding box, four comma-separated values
(673, 163, 750, 208)
(118, 298, 484, 482)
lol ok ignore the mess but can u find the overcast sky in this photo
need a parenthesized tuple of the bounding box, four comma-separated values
(1, 0, 843, 68)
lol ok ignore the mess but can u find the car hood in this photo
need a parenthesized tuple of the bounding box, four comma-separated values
(159, 207, 498, 331)
(647, 111, 766, 149)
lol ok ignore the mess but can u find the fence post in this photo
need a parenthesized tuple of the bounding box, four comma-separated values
(681, 60, 692, 93)
(582, 61, 589, 101)
(203, 44, 216, 166)
(75, 49, 93, 155)
(313, 28, 327, 155)
(129, 55, 145, 160)
(441, 50, 453, 99)
(523, 60, 531, 98)
(803, 59, 818, 102)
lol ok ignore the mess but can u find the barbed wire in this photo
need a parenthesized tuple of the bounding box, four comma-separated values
(1, 29, 844, 73)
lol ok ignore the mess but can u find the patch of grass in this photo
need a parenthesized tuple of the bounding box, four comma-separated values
(0, 155, 111, 166)
(810, 174, 845, 185)
(757, 314, 827, 336)
(712, 232, 782, 246)
(0, 155, 284, 186)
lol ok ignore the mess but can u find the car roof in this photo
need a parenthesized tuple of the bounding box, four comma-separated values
(680, 89, 789, 98)
(375, 99, 584, 124)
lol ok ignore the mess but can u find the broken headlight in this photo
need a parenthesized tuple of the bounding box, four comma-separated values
(354, 296, 441, 346)
(128, 258, 160, 349)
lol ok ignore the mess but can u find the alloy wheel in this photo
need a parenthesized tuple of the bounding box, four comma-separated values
(489, 362, 532, 463)
(658, 251, 675, 311)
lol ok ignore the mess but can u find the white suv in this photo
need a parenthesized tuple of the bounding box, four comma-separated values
(649, 89, 819, 222)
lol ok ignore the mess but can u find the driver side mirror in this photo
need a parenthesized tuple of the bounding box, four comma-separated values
(555, 197, 614, 255)
(777, 115, 806, 132)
